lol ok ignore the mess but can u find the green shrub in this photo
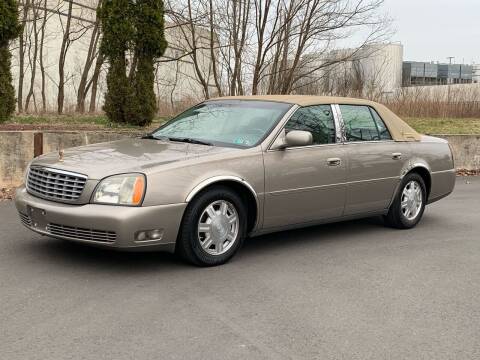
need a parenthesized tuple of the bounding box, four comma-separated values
(0, 0, 22, 122)
(99, 0, 167, 126)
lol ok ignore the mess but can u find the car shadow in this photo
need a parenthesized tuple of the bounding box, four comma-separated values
(26, 238, 184, 273)
(25, 216, 388, 272)
(242, 216, 386, 255)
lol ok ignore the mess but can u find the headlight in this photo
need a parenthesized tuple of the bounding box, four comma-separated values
(93, 173, 146, 206)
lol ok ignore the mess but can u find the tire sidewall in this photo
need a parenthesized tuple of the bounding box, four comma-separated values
(181, 187, 247, 266)
(396, 174, 426, 228)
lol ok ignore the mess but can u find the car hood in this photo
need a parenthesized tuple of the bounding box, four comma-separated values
(32, 138, 237, 179)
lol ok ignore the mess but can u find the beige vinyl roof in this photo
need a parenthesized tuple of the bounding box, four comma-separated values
(210, 95, 421, 141)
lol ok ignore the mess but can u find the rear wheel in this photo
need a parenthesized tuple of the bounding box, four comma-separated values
(385, 173, 426, 229)
(176, 186, 247, 266)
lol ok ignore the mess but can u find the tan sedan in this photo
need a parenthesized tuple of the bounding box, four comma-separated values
(15, 96, 456, 266)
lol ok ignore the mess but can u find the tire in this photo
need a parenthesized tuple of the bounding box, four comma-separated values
(176, 186, 247, 266)
(384, 173, 427, 229)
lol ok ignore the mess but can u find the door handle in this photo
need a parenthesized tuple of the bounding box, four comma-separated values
(392, 152, 402, 160)
(327, 158, 341, 166)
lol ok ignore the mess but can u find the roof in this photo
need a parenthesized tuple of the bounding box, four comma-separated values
(213, 95, 374, 106)
(210, 95, 421, 142)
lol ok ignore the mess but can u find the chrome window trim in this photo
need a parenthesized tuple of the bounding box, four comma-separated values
(340, 139, 396, 145)
(271, 142, 340, 152)
(332, 104, 346, 143)
(267, 104, 341, 152)
(334, 103, 395, 144)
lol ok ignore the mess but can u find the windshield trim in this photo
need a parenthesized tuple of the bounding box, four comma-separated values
(149, 100, 295, 149)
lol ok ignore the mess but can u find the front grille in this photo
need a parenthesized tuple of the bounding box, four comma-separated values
(19, 212, 32, 227)
(46, 223, 116, 243)
(27, 166, 87, 202)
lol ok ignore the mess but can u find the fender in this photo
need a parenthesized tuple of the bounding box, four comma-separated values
(400, 158, 431, 179)
(387, 158, 432, 209)
(185, 175, 261, 230)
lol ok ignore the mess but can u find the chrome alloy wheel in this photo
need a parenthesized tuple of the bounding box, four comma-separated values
(197, 200, 239, 255)
(401, 180, 423, 221)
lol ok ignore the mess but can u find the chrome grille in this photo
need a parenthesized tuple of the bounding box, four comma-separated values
(27, 166, 87, 202)
(46, 223, 116, 243)
(19, 212, 32, 227)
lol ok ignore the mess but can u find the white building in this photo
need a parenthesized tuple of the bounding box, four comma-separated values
(295, 43, 403, 96)
(10, 0, 213, 114)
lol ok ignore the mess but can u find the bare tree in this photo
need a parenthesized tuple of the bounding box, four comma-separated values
(76, 0, 102, 113)
(25, 0, 44, 112)
(88, 52, 104, 113)
(17, 0, 31, 113)
(166, 0, 389, 99)
(57, 0, 74, 114)
(38, 0, 48, 112)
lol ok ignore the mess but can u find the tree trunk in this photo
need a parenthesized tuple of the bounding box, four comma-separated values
(88, 53, 103, 113)
(57, 0, 74, 114)
(25, 0, 40, 112)
(17, 0, 31, 113)
(76, 19, 101, 113)
(39, 0, 47, 112)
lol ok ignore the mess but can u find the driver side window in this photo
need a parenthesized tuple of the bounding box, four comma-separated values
(285, 105, 336, 145)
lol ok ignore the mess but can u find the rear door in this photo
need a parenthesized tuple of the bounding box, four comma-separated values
(263, 105, 347, 228)
(337, 104, 410, 215)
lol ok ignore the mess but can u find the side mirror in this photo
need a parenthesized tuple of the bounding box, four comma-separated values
(284, 130, 313, 148)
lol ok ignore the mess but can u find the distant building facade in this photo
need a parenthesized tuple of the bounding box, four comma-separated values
(402, 62, 474, 87)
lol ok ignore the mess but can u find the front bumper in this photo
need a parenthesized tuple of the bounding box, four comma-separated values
(14, 186, 187, 251)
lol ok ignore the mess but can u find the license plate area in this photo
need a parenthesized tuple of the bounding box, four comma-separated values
(27, 206, 48, 231)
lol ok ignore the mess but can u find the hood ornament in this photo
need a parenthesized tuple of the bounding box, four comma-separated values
(59, 148, 64, 162)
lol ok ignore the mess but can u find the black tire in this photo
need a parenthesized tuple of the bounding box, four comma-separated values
(176, 186, 247, 266)
(384, 173, 427, 229)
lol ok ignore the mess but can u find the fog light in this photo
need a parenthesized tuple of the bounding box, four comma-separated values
(136, 231, 147, 241)
(135, 229, 164, 242)
(147, 229, 163, 240)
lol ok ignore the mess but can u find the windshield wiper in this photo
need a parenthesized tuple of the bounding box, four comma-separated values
(168, 137, 214, 146)
(142, 134, 172, 141)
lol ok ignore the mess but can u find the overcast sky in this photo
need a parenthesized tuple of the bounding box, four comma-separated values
(383, 0, 480, 64)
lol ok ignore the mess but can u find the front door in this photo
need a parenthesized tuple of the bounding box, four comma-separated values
(263, 105, 347, 228)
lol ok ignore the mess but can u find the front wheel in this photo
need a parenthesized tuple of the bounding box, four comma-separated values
(384, 173, 426, 229)
(176, 186, 247, 266)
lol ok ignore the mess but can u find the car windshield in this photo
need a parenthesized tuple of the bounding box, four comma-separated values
(152, 100, 292, 148)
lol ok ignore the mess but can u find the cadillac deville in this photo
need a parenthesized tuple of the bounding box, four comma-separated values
(15, 95, 456, 266)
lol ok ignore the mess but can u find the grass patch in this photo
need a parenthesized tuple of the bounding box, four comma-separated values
(3, 114, 168, 131)
(404, 117, 480, 135)
(3, 114, 480, 135)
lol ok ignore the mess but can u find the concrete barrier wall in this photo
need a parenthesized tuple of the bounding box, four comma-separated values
(0, 131, 140, 187)
(436, 135, 480, 171)
(1, 131, 479, 187)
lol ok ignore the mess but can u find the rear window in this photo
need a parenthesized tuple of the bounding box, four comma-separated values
(340, 105, 392, 142)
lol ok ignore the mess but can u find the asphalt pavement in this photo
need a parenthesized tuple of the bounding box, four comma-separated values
(1, 177, 480, 360)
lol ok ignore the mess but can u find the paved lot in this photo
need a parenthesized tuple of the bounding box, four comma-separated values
(1, 177, 480, 360)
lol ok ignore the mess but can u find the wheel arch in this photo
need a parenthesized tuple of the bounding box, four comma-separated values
(185, 176, 260, 233)
(400, 163, 432, 201)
